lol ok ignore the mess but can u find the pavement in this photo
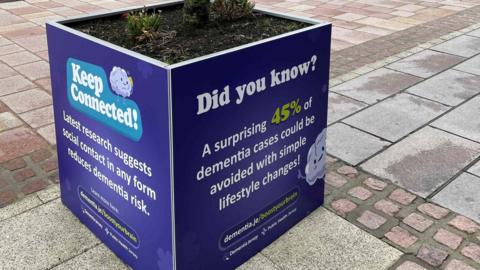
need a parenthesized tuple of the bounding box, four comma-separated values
(1, 0, 480, 270)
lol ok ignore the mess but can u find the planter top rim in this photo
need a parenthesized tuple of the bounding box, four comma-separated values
(47, 0, 331, 68)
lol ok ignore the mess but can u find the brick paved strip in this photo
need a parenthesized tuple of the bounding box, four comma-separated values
(330, 6, 480, 78)
(325, 157, 480, 270)
(0, 127, 47, 163)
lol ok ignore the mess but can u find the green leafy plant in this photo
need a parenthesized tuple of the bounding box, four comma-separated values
(126, 8, 162, 39)
(125, 1, 255, 31)
(211, 0, 255, 22)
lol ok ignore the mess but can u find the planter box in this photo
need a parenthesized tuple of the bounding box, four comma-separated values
(46, 2, 331, 269)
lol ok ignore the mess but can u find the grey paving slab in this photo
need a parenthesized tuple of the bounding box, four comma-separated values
(431, 96, 480, 143)
(387, 50, 465, 78)
(262, 207, 402, 270)
(431, 35, 480, 57)
(331, 68, 423, 104)
(237, 253, 279, 270)
(469, 161, 480, 177)
(0, 195, 42, 222)
(467, 28, 480, 38)
(454, 55, 480, 75)
(407, 69, 480, 106)
(361, 126, 480, 197)
(344, 93, 449, 142)
(328, 92, 367, 125)
(327, 123, 390, 165)
(0, 199, 99, 270)
(433, 173, 480, 223)
(52, 244, 129, 270)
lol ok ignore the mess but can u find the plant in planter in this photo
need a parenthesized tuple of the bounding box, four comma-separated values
(126, 9, 162, 39)
(46, 1, 331, 269)
(182, 0, 255, 24)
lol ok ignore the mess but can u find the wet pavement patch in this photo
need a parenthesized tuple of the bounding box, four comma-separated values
(407, 69, 480, 106)
(387, 50, 464, 78)
(361, 126, 480, 197)
(331, 68, 423, 104)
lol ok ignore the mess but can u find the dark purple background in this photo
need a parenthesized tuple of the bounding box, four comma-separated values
(47, 24, 173, 269)
(171, 25, 331, 269)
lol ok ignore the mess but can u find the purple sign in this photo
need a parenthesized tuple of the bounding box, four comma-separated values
(47, 6, 331, 269)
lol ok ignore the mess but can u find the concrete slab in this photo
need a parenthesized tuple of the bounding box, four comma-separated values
(262, 207, 402, 270)
(361, 126, 480, 197)
(407, 69, 480, 106)
(0, 199, 99, 270)
(387, 50, 465, 78)
(433, 173, 480, 223)
(431, 35, 480, 57)
(328, 92, 367, 125)
(344, 93, 449, 142)
(468, 161, 480, 177)
(454, 55, 480, 75)
(237, 253, 279, 270)
(52, 244, 129, 270)
(331, 68, 423, 104)
(0, 195, 42, 222)
(467, 28, 480, 38)
(432, 96, 480, 143)
(327, 123, 390, 165)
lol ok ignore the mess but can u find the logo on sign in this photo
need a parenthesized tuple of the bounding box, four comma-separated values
(66, 58, 143, 141)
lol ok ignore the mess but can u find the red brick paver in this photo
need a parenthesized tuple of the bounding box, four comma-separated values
(449, 216, 480, 234)
(418, 203, 449, 220)
(374, 199, 400, 216)
(20, 179, 48, 195)
(385, 226, 418, 249)
(0, 189, 16, 206)
(462, 243, 480, 264)
(404, 213, 434, 233)
(389, 188, 416, 205)
(396, 261, 426, 270)
(363, 177, 387, 191)
(445, 259, 477, 270)
(325, 172, 348, 187)
(433, 228, 462, 250)
(331, 198, 357, 217)
(417, 245, 449, 267)
(357, 210, 387, 230)
(0, 127, 47, 163)
(348, 186, 373, 200)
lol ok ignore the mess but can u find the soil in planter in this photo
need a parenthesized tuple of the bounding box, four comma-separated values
(69, 5, 310, 64)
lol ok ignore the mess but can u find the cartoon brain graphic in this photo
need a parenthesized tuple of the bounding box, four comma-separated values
(304, 129, 327, 186)
(109, 66, 133, 98)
